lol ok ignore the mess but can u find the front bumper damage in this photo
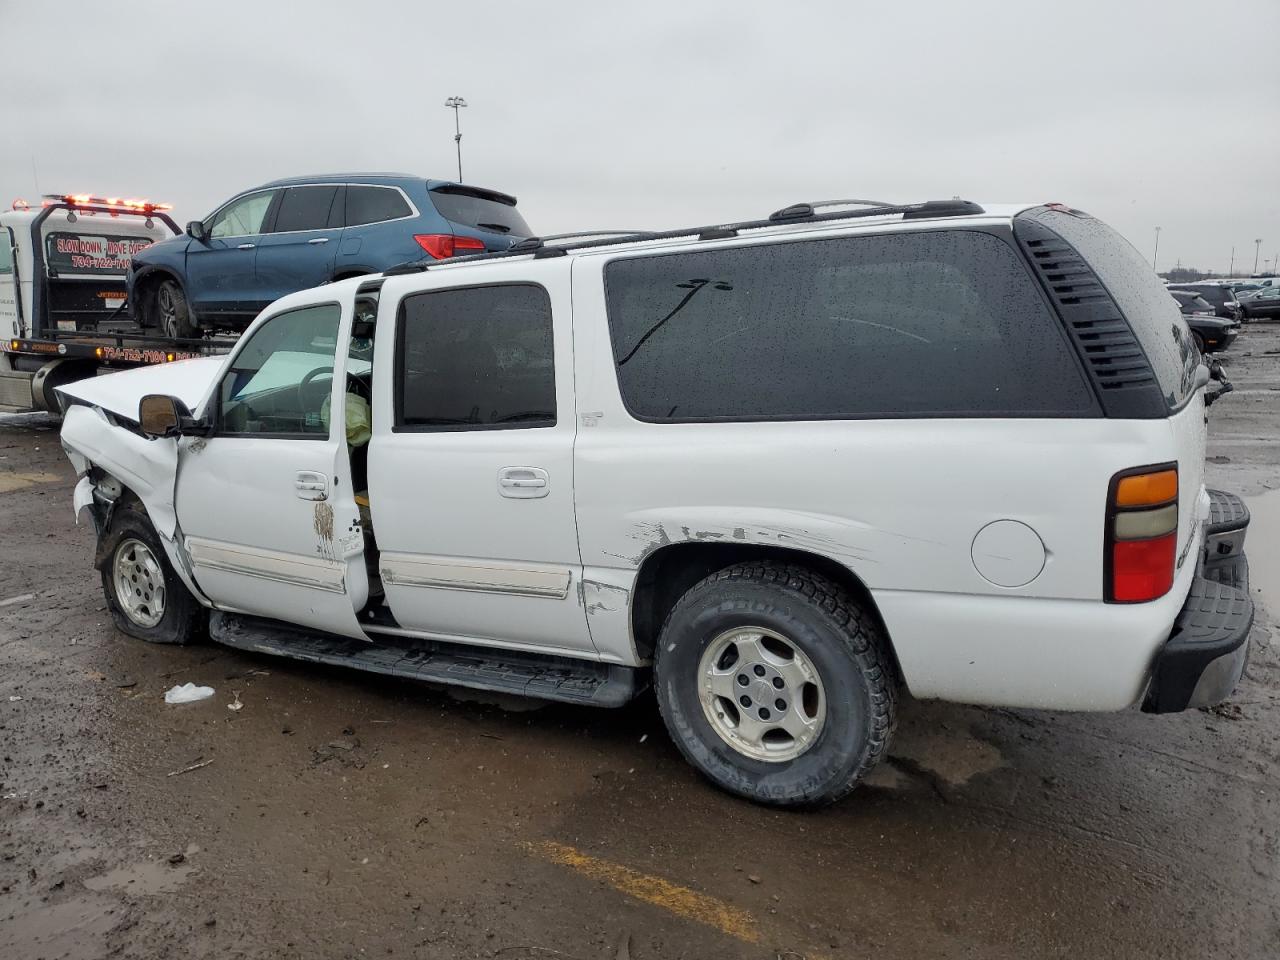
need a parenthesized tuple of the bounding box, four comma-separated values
(1143, 489, 1254, 713)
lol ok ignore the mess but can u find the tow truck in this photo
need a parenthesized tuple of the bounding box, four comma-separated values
(0, 194, 236, 413)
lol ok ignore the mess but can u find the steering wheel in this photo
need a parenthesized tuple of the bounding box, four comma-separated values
(297, 366, 335, 415)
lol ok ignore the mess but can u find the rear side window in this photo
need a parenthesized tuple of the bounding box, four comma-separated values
(603, 230, 1096, 422)
(1032, 210, 1197, 409)
(271, 186, 338, 233)
(346, 186, 412, 227)
(396, 284, 555, 430)
(429, 187, 531, 237)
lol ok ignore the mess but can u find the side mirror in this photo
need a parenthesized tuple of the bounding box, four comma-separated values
(185, 220, 208, 242)
(138, 394, 192, 439)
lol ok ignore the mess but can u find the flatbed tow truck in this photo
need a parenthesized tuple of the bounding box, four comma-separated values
(1, 194, 236, 414)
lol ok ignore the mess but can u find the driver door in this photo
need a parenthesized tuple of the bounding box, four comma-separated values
(174, 300, 370, 638)
(186, 189, 276, 315)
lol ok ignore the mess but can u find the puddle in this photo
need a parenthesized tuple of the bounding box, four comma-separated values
(0, 897, 121, 955)
(1245, 489, 1280, 614)
(83, 856, 196, 895)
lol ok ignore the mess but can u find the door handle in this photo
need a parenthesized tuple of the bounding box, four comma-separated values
(307, 237, 330, 245)
(497, 466, 549, 499)
(295, 470, 328, 500)
(237, 243, 256, 250)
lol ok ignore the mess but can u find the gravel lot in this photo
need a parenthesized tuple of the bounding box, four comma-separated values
(2, 326, 1278, 960)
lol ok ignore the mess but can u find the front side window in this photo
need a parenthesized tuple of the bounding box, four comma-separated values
(271, 186, 339, 233)
(219, 303, 341, 437)
(0, 227, 13, 275)
(396, 284, 555, 430)
(345, 186, 412, 227)
(604, 230, 1096, 421)
(208, 191, 275, 239)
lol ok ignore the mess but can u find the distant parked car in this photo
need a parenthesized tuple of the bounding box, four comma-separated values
(1241, 286, 1280, 321)
(127, 174, 531, 337)
(1170, 290, 1239, 351)
(1167, 283, 1243, 322)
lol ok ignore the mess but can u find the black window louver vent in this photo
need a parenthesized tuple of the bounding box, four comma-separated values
(1017, 228, 1157, 394)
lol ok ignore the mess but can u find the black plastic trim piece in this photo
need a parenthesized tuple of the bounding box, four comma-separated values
(1143, 561, 1253, 713)
(1013, 209, 1167, 419)
(209, 611, 644, 708)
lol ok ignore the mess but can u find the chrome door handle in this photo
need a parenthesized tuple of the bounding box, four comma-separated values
(497, 466, 549, 499)
(237, 243, 256, 250)
(295, 470, 328, 500)
(307, 237, 330, 245)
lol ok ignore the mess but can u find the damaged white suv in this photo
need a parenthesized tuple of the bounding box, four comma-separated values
(58, 199, 1253, 807)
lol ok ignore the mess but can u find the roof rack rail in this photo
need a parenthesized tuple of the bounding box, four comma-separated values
(389, 199, 986, 274)
(768, 198, 894, 221)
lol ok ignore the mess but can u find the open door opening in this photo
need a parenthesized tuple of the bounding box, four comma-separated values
(344, 287, 394, 629)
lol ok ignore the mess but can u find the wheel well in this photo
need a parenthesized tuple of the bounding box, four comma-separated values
(131, 270, 181, 324)
(630, 542, 899, 675)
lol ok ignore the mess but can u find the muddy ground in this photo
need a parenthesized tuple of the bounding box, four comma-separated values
(2, 327, 1279, 960)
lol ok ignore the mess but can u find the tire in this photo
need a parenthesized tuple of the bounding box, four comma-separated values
(154, 279, 197, 339)
(98, 499, 201, 645)
(654, 562, 896, 808)
(1193, 331, 1206, 354)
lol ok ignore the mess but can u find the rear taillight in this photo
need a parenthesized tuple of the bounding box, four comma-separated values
(1106, 465, 1178, 603)
(413, 234, 487, 259)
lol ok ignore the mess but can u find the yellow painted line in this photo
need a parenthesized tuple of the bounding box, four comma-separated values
(0, 471, 62, 494)
(522, 840, 761, 944)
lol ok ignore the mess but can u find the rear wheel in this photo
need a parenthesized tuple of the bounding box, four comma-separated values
(1193, 331, 1207, 354)
(654, 562, 896, 808)
(98, 500, 200, 645)
(154, 279, 197, 339)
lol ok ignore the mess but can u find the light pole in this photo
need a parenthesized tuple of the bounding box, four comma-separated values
(1229, 246, 1235, 276)
(1254, 238, 1263, 275)
(1152, 226, 1161, 271)
(444, 96, 468, 182)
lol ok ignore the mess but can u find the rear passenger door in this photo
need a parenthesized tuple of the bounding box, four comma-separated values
(367, 268, 594, 657)
(252, 185, 342, 312)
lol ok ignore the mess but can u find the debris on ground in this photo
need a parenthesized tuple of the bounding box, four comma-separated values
(164, 683, 214, 705)
(228, 691, 243, 712)
(166, 758, 215, 778)
(0, 593, 34, 608)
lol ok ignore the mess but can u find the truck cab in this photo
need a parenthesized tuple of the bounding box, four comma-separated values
(0, 194, 182, 412)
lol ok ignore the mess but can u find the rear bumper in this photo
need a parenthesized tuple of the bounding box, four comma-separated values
(1143, 489, 1253, 713)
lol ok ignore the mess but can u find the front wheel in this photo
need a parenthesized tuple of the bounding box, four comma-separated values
(98, 499, 201, 645)
(154, 279, 197, 339)
(654, 562, 897, 808)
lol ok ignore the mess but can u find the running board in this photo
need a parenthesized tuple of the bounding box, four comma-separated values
(208, 611, 643, 708)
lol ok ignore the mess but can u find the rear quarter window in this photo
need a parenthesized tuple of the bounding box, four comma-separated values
(345, 186, 412, 227)
(1030, 210, 1198, 410)
(603, 230, 1097, 422)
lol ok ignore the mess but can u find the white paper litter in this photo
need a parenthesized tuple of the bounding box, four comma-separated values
(164, 683, 215, 704)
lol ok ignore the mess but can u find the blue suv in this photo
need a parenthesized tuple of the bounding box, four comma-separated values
(127, 174, 531, 338)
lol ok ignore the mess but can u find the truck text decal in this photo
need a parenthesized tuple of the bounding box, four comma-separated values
(45, 232, 153, 275)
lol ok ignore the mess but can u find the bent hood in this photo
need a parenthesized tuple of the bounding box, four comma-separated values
(55, 355, 226, 422)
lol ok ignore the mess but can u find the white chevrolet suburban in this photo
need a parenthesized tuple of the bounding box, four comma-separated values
(57, 199, 1253, 807)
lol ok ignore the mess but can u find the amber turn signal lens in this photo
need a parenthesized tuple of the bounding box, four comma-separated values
(1115, 469, 1177, 507)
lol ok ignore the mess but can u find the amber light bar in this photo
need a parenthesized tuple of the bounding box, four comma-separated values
(41, 194, 173, 214)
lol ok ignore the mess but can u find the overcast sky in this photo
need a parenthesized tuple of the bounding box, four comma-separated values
(3, 0, 1277, 273)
